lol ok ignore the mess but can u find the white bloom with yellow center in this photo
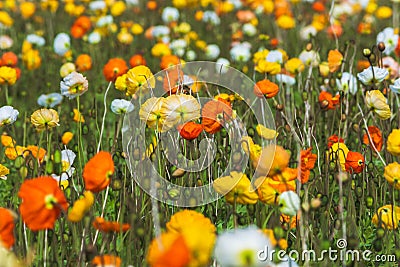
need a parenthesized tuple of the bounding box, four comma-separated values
(51, 149, 76, 189)
(214, 226, 273, 267)
(278, 191, 300, 216)
(0, 106, 19, 126)
(357, 66, 388, 86)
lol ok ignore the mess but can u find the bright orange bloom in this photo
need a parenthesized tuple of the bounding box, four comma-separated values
(345, 151, 364, 174)
(356, 60, 371, 72)
(0, 207, 15, 249)
(75, 54, 92, 72)
(129, 54, 146, 68)
(280, 213, 299, 229)
(71, 16, 91, 39)
(0, 52, 18, 67)
(103, 58, 129, 82)
(177, 121, 203, 140)
(61, 132, 74, 145)
(254, 79, 279, 98)
(327, 49, 343, 73)
(319, 91, 340, 110)
(327, 24, 343, 39)
(71, 24, 85, 39)
(299, 147, 317, 183)
(327, 134, 344, 148)
(92, 255, 122, 267)
(362, 126, 383, 152)
(312, 1, 325, 12)
(255, 177, 296, 205)
(201, 99, 233, 134)
(236, 10, 256, 23)
(1, 135, 15, 147)
(147, 1, 157, 10)
(92, 217, 130, 232)
(160, 55, 180, 70)
(25, 145, 46, 163)
(147, 232, 191, 267)
(18, 177, 68, 231)
(83, 151, 114, 192)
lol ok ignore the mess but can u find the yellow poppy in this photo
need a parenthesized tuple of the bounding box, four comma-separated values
(213, 172, 259, 204)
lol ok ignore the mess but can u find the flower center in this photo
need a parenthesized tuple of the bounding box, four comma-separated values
(44, 194, 57, 209)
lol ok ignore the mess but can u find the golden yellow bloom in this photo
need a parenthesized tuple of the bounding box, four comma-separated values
(241, 136, 262, 164)
(131, 23, 144, 35)
(255, 60, 281, 74)
(68, 191, 95, 222)
(22, 49, 41, 70)
(40, 0, 59, 13)
(5, 146, 26, 160)
(1, 135, 16, 148)
(372, 205, 400, 229)
(256, 124, 278, 140)
(0, 66, 17, 85)
(151, 43, 171, 57)
(365, 1, 378, 14)
(384, 162, 400, 190)
(62, 132, 74, 145)
(20, 2, 36, 19)
(365, 90, 391, 120)
(253, 50, 269, 64)
(319, 61, 330, 77)
(30, 108, 60, 130)
(115, 74, 127, 92)
(160, 94, 201, 126)
(139, 97, 174, 132)
(257, 145, 290, 177)
(213, 172, 259, 204)
(22, 40, 32, 54)
(126, 65, 155, 96)
(387, 129, 400, 156)
(73, 108, 85, 123)
(276, 15, 295, 29)
(375, 6, 392, 19)
(195, 40, 207, 50)
(254, 176, 296, 205)
(117, 28, 133, 45)
(0, 164, 10, 180)
(284, 58, 304, 74)
(166, 210, 216, 267)
(110, 1, 126, 16)
(0, 11, 14, 27)
(328, 142, 349, 171)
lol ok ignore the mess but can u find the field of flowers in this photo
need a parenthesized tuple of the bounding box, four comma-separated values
(1, 0, 400, 266)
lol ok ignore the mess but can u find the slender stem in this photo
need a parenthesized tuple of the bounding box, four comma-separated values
(44, 229, 48, 267)
(97, 81, 113, 153)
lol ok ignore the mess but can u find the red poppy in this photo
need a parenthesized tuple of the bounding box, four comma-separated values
(312, 1, 326, 12)
(18, 177, 68, 231)
(92, 217, 130, 232)
(103, 58, 129, 82)
(319, 91, 340, 110)
(327, 135, 344, 148)
(201, 99, 232, 134)
(0, 207, 15, 249)
(160, 55, 180, 70)
(177, 121, 203, 140)
(0, 52, 18, 67)
(254, 79, 279, 98)
(345, 151, 364, 174)
(83, 151, 114, 192)
(129, 54, 146, 68)
(299, 147, 317, 183)
(363, 126, 383, 152)
(75, 54, 92, 72)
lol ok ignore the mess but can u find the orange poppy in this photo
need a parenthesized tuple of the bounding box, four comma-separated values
(129, 54, 146, 68)
(160, 55, 180, 70)
(327, 49, 343, 73)
(147, 233, 191, 267)
(71, 24, 85, 39)
(71, 16, 91, 39)
(280, 213, 299, 229)
(18, 177, 68, 231)
(201, 99, 233, 134)
(92, 255, 122, 267)
(345, 151, 364, 174)
(25, 145, 47, 163)
(318, 91, 340, 110)
(147, 1, 157, 10)
(236, 10, 255, 23)
(75, 54, 92, 72)
(0, 52, 18, 67)
(356, 60, 371, 72)
(327, 134, 344, 148)
(362, 126, 383, 152)
(0, 207, 15, 249)
(254, 79, 279, 98)
(327, 24, 343, 39)
(177, 121, 203, 140)
(299, 147, 317, 183)
(83, 151, 114, 192)
(312, 1, 325, 12)
(103, 58, 129, 82)
(163, 67, 184, 93)
(92, 217, 130, 232)
(395, 40, 400, 58)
